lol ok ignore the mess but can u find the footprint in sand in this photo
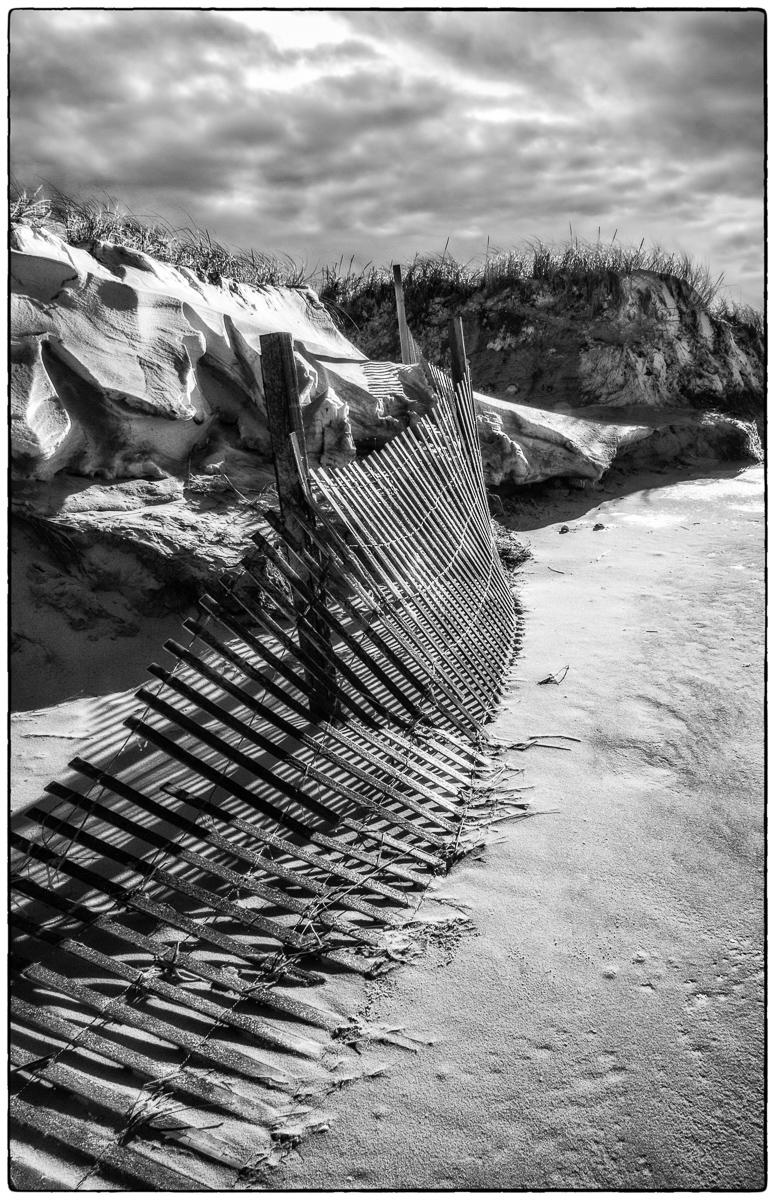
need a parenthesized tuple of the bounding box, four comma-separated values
(628, 948, 674, 995)
(637, 1156, 654, 1181)
(532, 1044, 554, 1060)
(676, 938, 764, 1078)
(684, 938, 763, 1010)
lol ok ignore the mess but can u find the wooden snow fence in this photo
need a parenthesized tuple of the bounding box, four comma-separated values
(9, 317, 518, 1189)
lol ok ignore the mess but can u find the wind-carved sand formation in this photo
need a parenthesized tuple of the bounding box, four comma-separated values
(10, 221, 765, 1188)
(12, 226, 762, 487)
(10, 226, 762, 707)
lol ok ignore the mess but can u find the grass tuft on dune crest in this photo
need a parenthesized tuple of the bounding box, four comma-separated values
(11, 184, 761, 337)
(318, 239, 730, 316)
(10, 184, 310, 289)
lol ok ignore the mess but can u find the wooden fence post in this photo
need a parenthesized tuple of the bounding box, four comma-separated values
(393, 264, 414, 365)
(448, 315, 470, 393)
(259, 332, 339, 721)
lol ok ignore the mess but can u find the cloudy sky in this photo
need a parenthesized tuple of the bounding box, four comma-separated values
(10, 8, 765, 306)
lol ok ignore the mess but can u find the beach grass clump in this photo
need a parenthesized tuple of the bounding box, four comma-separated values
(10, 184, 309, 289)
(11, 184, 759, 331)
(317, 234, 729, 318)
(316, 236, 764, 364)
(713, 297, 764, 342)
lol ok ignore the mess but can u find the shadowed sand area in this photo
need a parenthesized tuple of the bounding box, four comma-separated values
(268, 463, 764, 1190)
(9, 464, 764, 1188)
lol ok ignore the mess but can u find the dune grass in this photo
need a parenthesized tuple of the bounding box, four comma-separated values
(11, 184, 759, 332)
(10, 185, 309, 288)
(317, 237, 728, 314)
(713, 297, 764, 340)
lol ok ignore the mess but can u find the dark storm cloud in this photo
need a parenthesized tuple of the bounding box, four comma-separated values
(10, 9, 764, 305)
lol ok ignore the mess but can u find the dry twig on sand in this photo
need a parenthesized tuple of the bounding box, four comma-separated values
(537, 665, 570, 685)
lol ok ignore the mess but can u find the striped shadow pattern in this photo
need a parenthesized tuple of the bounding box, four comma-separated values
(10, 354, 519, 1189)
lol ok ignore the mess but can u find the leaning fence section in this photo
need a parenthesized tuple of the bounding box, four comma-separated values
(310, 366, 514, 728)
(9, 308, 518, 1190)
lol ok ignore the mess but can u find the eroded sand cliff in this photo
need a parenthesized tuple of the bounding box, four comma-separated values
(10, 226, 762, 708)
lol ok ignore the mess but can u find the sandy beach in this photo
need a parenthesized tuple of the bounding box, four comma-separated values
(10, 462, 764, 1189)
(261, 462, 765, 1190)
(9, 9, 765, 1190)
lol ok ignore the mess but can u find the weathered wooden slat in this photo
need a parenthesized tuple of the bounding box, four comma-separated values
(330, 815, 444, 867)
(126, 705, 447, 849)
(11, 994, 270, 1122)
(64, 762, 409, 920)
(140, 671, 458, 834)
(151, 648, 453, 821)
(213, 573, 407, 729)
(69, 755, 416, 903)
(11, 832, 312, 973)
(392, 264, 414, 364)
(261, 329, 339, 720)
(411, 417, 513, 618)
(334, 452, 502, 693)
(424, 396, 492, 559)
(35, 794, 385, 953)
(241, 540, 424, 722)
(261, 508, 431, 693)
(271, 506, 479, 737)
(73, 741, 438, 879)
(199, 594, 382, 732)
(16, 824, 383, 990)
(191, 603, 482, 802)
(182, 616, 314, 724)
(339, 718, 473, 791)
(27, 804, 316, 955)
(418, 410, 513, 627)
(261, 510, 433, 704)
(207, 544, 479, 796)
(12, 953, 295, 1088)
(164, 635, 462, 817)
(337, 421, 508, 638)
(123, 712, 338, 834)
(12, 874, 339, 1031)
(17, 918, 325, 1066)
(197, 597, 338, 719)
(316, 432, 503, 700)
(390, 418, 500, 590)
(321, 452, 467, 623)
(10, 1094, 208, 1191)
(312, 467, 485, 717)
(11, 1044, 266, 1176)
(382, 442, 507, 643)
(11, 1041, 152, 1135)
